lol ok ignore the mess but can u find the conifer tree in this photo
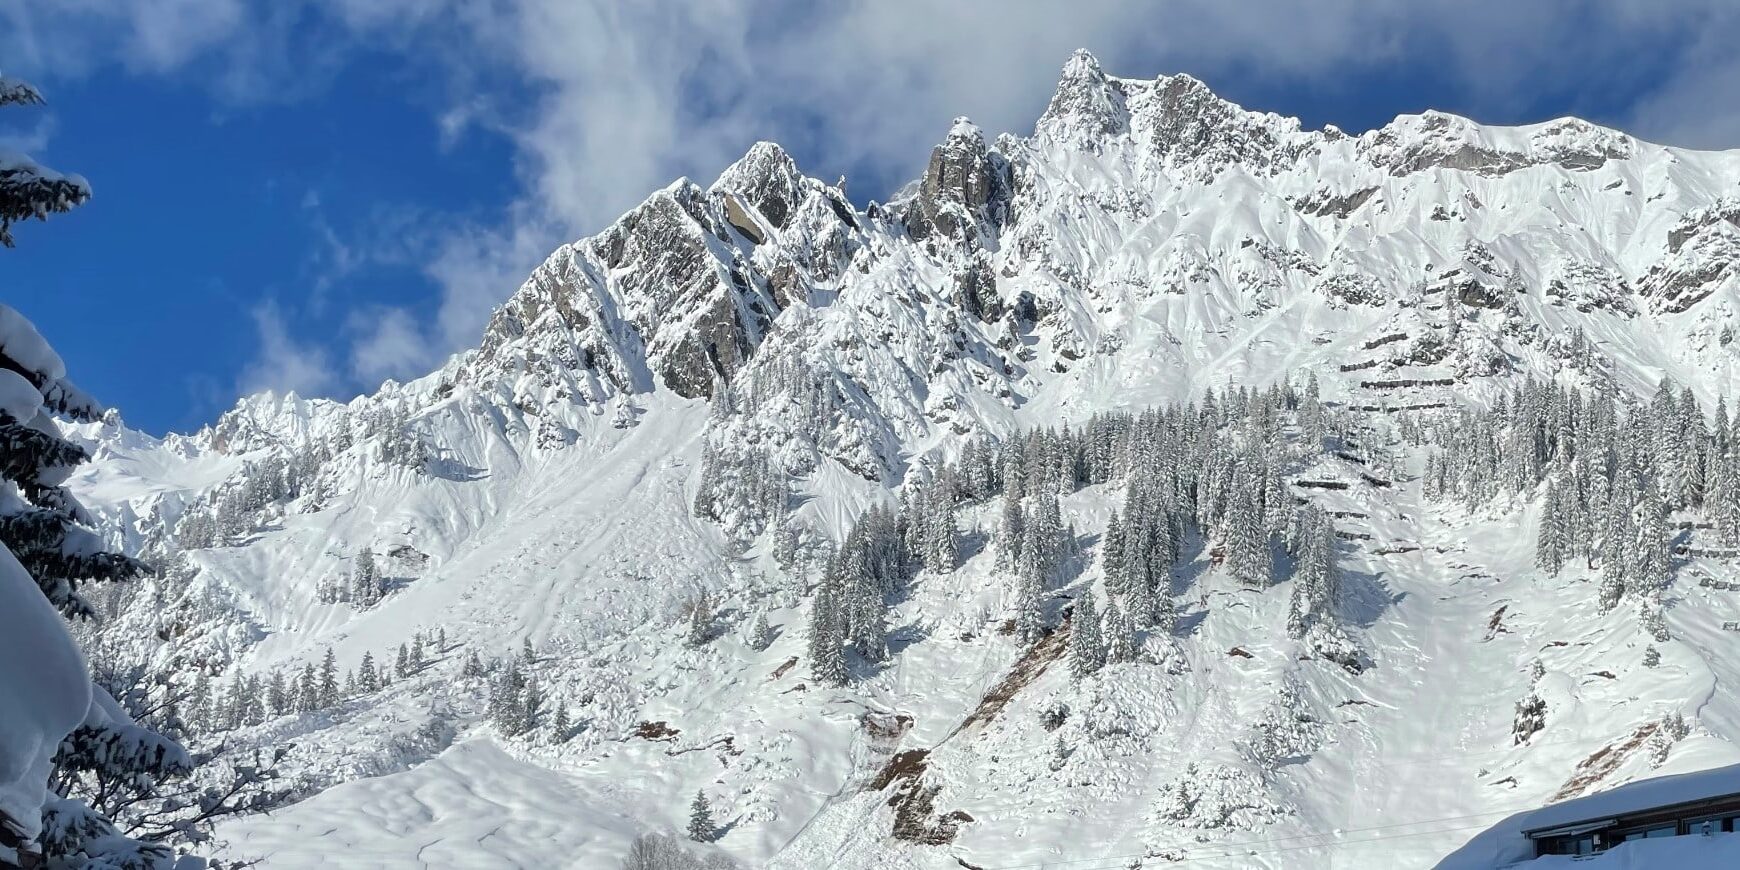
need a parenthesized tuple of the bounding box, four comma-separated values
(1536, 479, 1567, 575)
(266, 669, 289, 715)
(488, 665, 528, 735)
(0, 83, 89, 247)
(1104, 597, 1137, 664)
(1101, 509, 1125, 588)
(358, 652, 380, 693)
(807, 563, 848, 687)
(1024, 491, 1066, 581)
(1597, 486, 1634, 613)
(318, 648, 339, 706)
(997, 491, 1024, 569)
(1224, 473, 1272, 587)
(1286, 507, 1337, 639)
(687, 790, 716, 842)
(352, 546, 381, 606)
(297, 663, 320, 712)
(686, 595, 713, 647)
(1067, 591, 1105, 679)
(1634, 482, 1670, 593)
(551, 700, 571, 743)
(1300, 372, 1325, 447)
(521, 677, 543, 732)
(747, 610, 773, 651)
(1015, 558, 1046, 645)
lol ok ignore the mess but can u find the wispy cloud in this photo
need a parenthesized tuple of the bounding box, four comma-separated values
(238, 300, 339, 398)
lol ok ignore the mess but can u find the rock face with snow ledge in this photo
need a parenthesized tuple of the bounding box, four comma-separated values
(52, 53, 1740, 869)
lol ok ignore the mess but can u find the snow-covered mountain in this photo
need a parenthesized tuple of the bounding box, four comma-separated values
(61, 51, 1740, 869)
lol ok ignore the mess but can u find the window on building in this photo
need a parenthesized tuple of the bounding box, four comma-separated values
(1684, 815, 1734, 835)
(1538, 834, 1598, 856)
(1618, 825, 1676, 842)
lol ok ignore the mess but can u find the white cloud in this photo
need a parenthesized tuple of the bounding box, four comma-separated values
(0, 113, 55, 154)
(7, 0, 1740, 408)
(347, 306, 428, 387)
(238, 300, 339, 398)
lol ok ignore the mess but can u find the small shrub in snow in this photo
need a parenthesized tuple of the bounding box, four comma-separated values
(1647, 711, 1692, 768)
(1154, 763, 1290, 831)
(1038, 703, 1070, 732)
(621, 831, 738, 870)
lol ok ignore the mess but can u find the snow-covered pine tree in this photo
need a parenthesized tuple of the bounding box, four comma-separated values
(1597, 481, 1634, 613)
(358, 652, 379, 693)
(1067, 591, 1104, 679)
(919, 469, 959, 573)
(1286, 507, 1338, 639)
(1100, 509, 1125, 591)
(807, 559, 848, 687)
(843, 562, 889, 663)
(0, 169, 207, 863)
(1260, 461, 1291, 537)
(1535, 478, 1567, 575)
(521, 677, 543, 732)
(550, 699, 571, 743)
(266, 669, 289, 715)
(462, 650, 485, 678)
(395, 643, 411, 679)
(352, 546, 381, 606)
(1634, 481, 1670, 593)
(1223, 470, 1272, 587)
(687, 790, 716, 842)
(1708, 421, 1739, 546)
(296, 663, 319, 713)
(1104, 597, 1136, 664)
(488, 665, 528, 735)
(686, 595, 713, 647)
(318, 648, 339, 707)
(1024, 490, 1065, 581)
(1299, 372, 1324, 448)
(0, 80, 89, 247)
(1512, 690, 1547, 745)
(1014, 556, 1046, 645)
(996, 490, 1024, 569)
(1639, 596, 1671, 644)
(746, 610, 773, 651)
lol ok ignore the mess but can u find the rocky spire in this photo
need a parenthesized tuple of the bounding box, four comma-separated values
(1037, 49, 1130, 142)
(907, 117, 1010, 245)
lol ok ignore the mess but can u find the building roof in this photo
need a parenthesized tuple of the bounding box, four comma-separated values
(1519, 764, 1740, 836)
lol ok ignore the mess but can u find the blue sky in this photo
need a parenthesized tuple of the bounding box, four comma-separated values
(5, 2, 1739, 434)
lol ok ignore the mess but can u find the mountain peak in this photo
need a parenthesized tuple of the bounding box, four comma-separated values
(1037, 49, 1130, 141)
(710, 140, 805, 230)
(947, 116, 985, 146)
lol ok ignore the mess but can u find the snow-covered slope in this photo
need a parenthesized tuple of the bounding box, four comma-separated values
(61, 52, 1740, 869)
